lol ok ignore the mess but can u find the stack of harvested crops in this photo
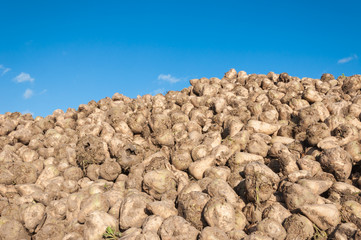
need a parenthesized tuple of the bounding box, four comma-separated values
(0, 69, 361, 239)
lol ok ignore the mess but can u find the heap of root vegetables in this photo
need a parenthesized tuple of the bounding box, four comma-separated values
(0, 69, 361, 240)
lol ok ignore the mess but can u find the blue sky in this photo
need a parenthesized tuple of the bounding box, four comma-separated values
(0, 0, 360, 117)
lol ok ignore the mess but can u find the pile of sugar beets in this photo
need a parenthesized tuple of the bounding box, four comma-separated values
(1, 69, 361, 240)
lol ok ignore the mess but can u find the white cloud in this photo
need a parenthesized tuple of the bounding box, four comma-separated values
(22, 110, 34, 116)
(151, 88, 166, 95)
(2, 68, 11, 75)
(0, 64, 11, 76)
(40, 89, 47, 94)
(158, 74, 181, 83)
(337, 54, 358, 64)
(23, 89, 33, 99)
(14, 72, 34, 83)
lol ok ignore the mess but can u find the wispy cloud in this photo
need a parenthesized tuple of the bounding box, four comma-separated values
(158, 74, 181, 84)
(151, 88, 166, 95)
(0, 64, 11, 76)
(22, 110, 34, 116)
(39, 89, 47, 95)
(23, 89, 34, 99)
(14, 72, 34, 83)
(337, 54, 358, 64)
